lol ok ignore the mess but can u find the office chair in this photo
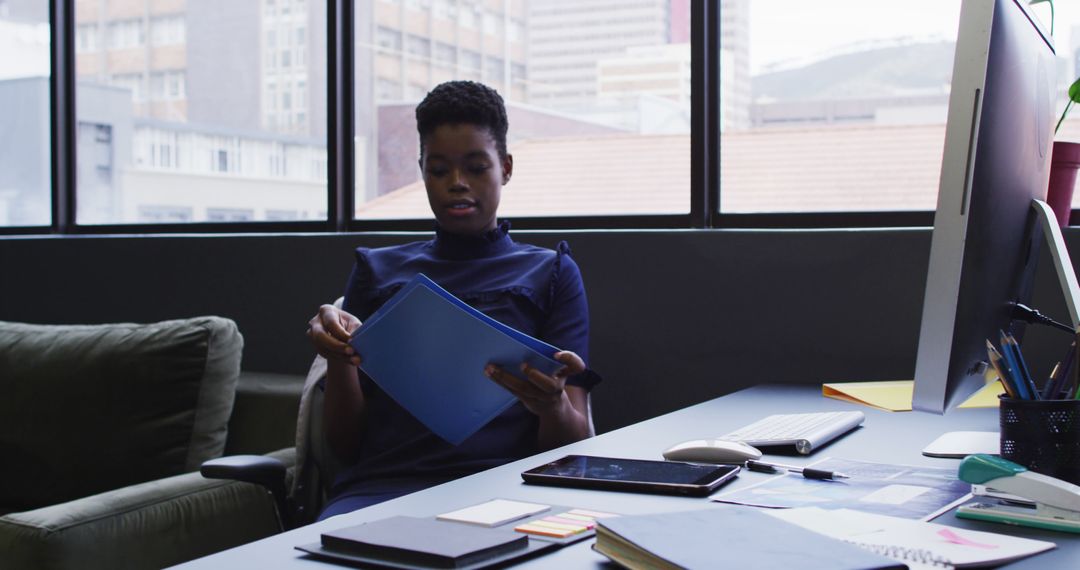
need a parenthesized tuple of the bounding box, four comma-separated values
(202, 303, 345, 530)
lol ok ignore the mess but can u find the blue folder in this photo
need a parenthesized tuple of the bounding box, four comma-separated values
(349, 274, 563, 445)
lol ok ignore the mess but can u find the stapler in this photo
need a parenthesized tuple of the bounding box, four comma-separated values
(956, 454, 1080, 533)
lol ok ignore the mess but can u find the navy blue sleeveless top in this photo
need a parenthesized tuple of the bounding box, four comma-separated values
(333, 222, 599, 494)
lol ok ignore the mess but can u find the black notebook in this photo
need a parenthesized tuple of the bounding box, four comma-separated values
(306, 513, 533, 565)
(317, 515, 528, 568)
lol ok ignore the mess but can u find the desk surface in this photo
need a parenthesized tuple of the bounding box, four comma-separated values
(176, 384, 1079, 569)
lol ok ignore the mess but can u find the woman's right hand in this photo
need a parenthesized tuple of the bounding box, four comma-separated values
(307, 305, 362, 366)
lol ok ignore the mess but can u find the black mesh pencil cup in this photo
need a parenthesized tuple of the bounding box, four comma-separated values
(999, 396, 1080, 485)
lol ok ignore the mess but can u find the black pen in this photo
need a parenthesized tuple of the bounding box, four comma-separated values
(745, 460, 849, 480)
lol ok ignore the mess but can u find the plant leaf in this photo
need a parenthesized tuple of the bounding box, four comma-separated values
(1070, 77, 1080, 104)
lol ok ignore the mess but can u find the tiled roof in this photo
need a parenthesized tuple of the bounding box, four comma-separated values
(357, 118, 1080, 218)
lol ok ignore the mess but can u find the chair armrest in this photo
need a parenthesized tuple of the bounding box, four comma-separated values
(201, 454, 288, 488)
(202, 454, 290, 529)
(0, 448, 295, 570)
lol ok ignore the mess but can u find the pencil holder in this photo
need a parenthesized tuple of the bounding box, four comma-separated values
(999, 396, 1080, 485)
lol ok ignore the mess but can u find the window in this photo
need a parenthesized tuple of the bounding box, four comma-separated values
(355, 0, 690, 219)
(0, 12, 50, 227)
(108, 19, 144, 49)
(376, 26, 402, 52)
(138, 205, 193, 222)
(150, 16, 186, 46)
(433, 42, 456, 65)
(719, 0, 962, 215)
(22, 0, 1080, 234)
(406, 35, 430, 59)
(206, 207, 254, 221)
(76, 24, 98, 53)
(74, 0, 328, 225)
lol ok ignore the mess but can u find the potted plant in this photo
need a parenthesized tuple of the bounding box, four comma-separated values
(1032, 0, 1080, 226)
(1046, 78, 1080, 226)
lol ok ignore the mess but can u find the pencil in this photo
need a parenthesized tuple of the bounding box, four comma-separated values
(1044, 362, 1061, 400)
(985, 339, 1018, 398)
(1006, 332, 1041, 400)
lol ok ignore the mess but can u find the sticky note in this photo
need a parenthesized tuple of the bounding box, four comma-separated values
(436, 499, 550, 527)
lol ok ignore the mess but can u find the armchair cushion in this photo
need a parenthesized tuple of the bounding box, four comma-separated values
(0, 317, 243, 512)
(0, 448, 295, 570)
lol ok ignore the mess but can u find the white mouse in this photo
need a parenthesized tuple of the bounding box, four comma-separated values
(662, 439, 763, 463)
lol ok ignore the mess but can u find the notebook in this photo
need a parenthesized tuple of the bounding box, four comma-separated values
(593, 507, 905, 570)
(765, 507, 1056, 568)
(349, 273, 564, 445)
(312, 515, 530, 569)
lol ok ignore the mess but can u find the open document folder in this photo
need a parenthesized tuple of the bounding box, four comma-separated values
(349, 274, 563, 445)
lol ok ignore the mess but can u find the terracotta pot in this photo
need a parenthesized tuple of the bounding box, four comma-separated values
(1047, 140, 1080, 227)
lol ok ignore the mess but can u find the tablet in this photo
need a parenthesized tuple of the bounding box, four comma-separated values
(520, 455, 740, 497)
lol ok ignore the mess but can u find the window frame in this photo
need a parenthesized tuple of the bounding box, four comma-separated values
(7, 0, 956, 237)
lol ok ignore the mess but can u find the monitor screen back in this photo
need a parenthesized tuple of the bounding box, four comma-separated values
(912, 0, 1056, 413)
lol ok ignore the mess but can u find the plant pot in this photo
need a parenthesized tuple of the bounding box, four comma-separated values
(1047, 140, 1080, 227)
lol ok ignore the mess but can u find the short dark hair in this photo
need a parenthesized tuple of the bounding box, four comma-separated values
(415, 80, 509, 160)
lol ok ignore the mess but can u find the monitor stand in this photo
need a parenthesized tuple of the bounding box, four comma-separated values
(923, 199, 1080, 457)
(1031, 199, 1080, 330)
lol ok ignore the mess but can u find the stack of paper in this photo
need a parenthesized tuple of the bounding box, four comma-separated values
(349, 274, 564, 445)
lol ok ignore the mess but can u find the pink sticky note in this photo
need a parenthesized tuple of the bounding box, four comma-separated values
(938, 528, 999, 549)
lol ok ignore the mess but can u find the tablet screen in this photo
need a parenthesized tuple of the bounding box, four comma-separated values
(521, 455, 740, 496)
(537, 455, 724, 484)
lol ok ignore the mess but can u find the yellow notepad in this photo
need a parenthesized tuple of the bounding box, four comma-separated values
(821, 380, 1004, 412)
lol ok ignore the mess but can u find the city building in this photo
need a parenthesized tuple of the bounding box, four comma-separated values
(720, 0, 750, 129)
(525, 0, 675, 112)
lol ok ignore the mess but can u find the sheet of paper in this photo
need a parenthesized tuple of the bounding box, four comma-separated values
(713, 457, 972, 520)
(922, 431, 999, 458)
(436, 499, 550, 527)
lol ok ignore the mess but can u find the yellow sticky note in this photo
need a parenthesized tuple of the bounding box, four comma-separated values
(822, 380, 914, 412)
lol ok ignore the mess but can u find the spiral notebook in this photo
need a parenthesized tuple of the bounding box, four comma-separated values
(593, 507, 904, 570)
(764, 507, 1055, 568)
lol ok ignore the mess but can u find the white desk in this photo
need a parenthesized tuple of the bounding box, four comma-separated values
(175, 384, 1079, 568)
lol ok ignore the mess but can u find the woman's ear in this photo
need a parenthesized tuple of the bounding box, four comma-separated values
(502, 153, 513, 185)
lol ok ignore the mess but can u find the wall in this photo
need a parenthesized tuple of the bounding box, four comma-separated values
(2, 229, 1076, 433)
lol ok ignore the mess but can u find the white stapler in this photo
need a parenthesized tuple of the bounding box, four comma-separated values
(957, 454, 1080, 533)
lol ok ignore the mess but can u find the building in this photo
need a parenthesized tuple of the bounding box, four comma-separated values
(720, 0, 751, 129)
(356, 0, 528, 201)
(525, 0, 673, 112)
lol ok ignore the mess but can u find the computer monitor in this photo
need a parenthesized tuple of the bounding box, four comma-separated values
(912, 0, 1062, 413)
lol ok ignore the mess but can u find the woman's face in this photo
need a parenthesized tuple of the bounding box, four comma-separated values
(420, 123, 512, 236)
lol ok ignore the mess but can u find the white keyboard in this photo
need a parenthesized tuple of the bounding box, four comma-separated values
(721, 411, 865, 455)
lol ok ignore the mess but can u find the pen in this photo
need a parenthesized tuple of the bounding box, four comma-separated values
(745, 460, 849, 480)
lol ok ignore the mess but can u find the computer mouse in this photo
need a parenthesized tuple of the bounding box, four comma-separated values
(662, 439, 763, 463)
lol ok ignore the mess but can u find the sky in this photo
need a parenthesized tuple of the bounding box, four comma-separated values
(749, 0, 1080, 75)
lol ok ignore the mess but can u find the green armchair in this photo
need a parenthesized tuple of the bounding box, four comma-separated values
(0, 317, 293, 569)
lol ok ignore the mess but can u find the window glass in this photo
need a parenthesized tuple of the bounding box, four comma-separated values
(75, 0, 327, 225)
(355, 0, 692, 220)
(0, 2, 50, 227)
(719, 0, 1080, 215)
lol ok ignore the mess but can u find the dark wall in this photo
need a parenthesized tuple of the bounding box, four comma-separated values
(3, 229, 1077, 432)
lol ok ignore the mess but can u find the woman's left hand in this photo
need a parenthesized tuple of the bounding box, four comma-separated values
(484, 351, 585, 416)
